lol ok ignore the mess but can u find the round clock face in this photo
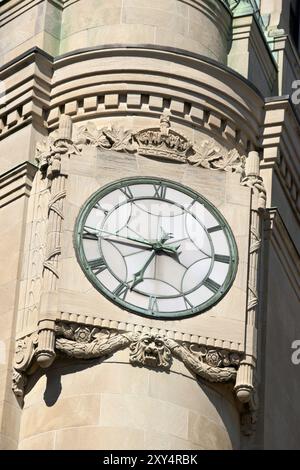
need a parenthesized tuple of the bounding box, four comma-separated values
(75, 177, 238, 319)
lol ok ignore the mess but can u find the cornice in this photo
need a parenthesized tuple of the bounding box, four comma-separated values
(231, 13, 277, 70)
(0, 43, 264, 99)
(0, 46, 53, 74)
(0, 48, 52, 140)
(50, 47, 264, 146)
(262, 98, 300, 223)
(53, 44, 264, 100)
(0, 161, 37, 207)
(0, 46, 264, 156)
(0, 0, 63, 26)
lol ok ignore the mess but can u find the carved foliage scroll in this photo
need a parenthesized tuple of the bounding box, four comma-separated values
(75, 113, 245, 172)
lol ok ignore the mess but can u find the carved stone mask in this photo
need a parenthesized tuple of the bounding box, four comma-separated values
(129, 333, 172, 369)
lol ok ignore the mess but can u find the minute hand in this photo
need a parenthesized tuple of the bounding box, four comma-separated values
(96, 228, 153, 247)
(97, 229, 179, 253)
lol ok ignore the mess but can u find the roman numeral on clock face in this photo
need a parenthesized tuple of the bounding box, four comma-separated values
(207, 225, 222, 233)
(203, 278, 221, 293)
(113, 283, 129, 300)
(88, 257, 107, 275)
(120, 186, 134, 200)
(153, 183, 167, 199)
(214, 254, 230, 263)
(82, 226, 98, 240)
(148, 295, 159, 314)
(183, 296, 193, 309)
(94, 202, 108, 215)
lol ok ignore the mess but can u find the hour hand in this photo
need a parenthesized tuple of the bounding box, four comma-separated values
(130, 250, 156, 290)
(130, 270, 145, 290)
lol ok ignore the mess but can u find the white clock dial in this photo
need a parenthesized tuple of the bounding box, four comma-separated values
(75, 177, 238, 319)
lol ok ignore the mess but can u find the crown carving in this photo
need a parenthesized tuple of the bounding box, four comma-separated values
(37, 114, 246, 174)
(132, 113, 193, 163)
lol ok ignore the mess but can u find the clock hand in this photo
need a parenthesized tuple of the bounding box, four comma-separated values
(164, 236, 189, 245)
(102, 237, 154, 251)
(98, 228, 180, 254)
(95, 228, 153, 247)
(156, 227, 182, 254)
(130, 250, 156, 290)
(159, 227, 174, 244)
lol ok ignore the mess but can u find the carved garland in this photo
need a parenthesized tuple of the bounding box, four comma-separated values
(12, 322, 241, 400)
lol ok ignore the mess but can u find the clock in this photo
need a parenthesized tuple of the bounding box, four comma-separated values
(74, 177, 238, 319)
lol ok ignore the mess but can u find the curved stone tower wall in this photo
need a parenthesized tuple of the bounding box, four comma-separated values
(18, 354, 240, 450)
(60, 0, 231, 62)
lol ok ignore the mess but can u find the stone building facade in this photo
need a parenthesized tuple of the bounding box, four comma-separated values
(0, 0, 299, 450)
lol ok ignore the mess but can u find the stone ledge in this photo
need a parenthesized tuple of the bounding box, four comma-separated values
(0, 161, 37, 208)
(261, 98, 300, 227)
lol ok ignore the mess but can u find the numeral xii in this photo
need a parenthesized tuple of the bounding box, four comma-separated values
(153, 183, 167, 199)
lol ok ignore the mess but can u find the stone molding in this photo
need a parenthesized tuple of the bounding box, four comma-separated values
(0, 161, 37, 208)
(0, 46, 264, 155)
(57, 311, 244, 353)
(262, 99, 300, 225)
(0, 49, 52, 141)
(0, 0, 64, 27)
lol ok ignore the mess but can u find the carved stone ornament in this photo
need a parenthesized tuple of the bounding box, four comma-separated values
(76, 121, 136, 153)
(165, 339, 238, 383)
(132, 113, 193, 163)
(55, 325, 132, 360)
(12, 332, 38, 400)
(36, 116, 80, 179)
(241, 174, 267, 210)
(75, 113, 245, 171)
(129, 333, 172, 369)
(53, 323, 240, 383)
(188, 140, 245, 173)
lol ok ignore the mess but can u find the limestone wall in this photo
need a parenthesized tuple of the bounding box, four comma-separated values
(18, 355, 240, 450)
(60, 0, 231, 62)
(0, 0, 231, 66)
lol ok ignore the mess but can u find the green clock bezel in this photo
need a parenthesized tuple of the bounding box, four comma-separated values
(74, 177, 239, 320)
